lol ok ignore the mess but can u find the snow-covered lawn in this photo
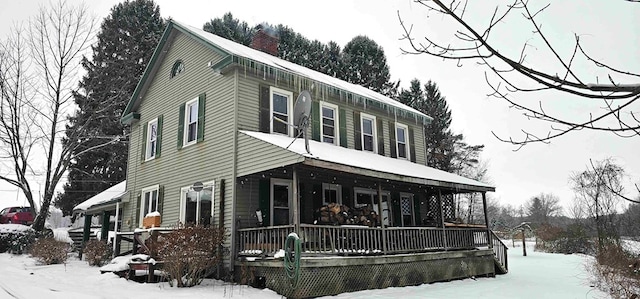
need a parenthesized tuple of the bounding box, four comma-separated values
(0, 240, 610, 298)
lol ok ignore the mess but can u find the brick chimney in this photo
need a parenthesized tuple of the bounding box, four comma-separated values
(250, 24, 278, 56)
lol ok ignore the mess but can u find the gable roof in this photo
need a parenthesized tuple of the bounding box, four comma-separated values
(122, 20, 432, 124)
(73, 181, 127, 214)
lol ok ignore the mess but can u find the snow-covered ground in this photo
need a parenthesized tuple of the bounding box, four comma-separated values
(0, 240, 616, 299)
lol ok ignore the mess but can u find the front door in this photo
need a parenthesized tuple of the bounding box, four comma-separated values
(271, 179, 292, 226)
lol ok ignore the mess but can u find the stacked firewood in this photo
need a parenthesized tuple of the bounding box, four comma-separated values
(315, 203, 379, 227)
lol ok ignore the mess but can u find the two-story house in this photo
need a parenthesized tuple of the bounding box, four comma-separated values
(116, 20, 507, 297)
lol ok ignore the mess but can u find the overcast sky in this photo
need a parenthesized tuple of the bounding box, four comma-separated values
(1, 0, 638, 213)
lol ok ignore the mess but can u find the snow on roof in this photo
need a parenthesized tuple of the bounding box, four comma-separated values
(73, 181, 127, 212)
(240, 131, 494, 191)
(172, 21, 430, 122)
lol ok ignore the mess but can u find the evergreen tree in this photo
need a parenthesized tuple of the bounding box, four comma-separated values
(340, 35, 391, 93)
(203, 12, 253, 46)
(55, 0, 165, 215)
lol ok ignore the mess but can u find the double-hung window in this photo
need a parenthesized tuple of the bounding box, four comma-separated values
(140, 185, 159, 227)
(270, 87, 293, 136)
(320, 102, 339, 145)
(184, 98, 198, 145)
(145, 118, 158, 160)
(354, 188, 390, 226)
(322, 183, 342, 205)
(360, 113, 377, 153)
(395, 123, 409, 159)
(179, 181, 215, 226)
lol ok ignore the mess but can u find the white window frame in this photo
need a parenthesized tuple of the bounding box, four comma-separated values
(269, 87, 294, 136)
(145, 118, 158, 161)
(139, 185, 159, 227)
(270, 178, 293, 226)
(322, 183, 342, 205)
(400, 192, 415, 226)
(183, 97, 199, 147)
(395, 123, 409, 160)
(179, 180, 215, 225)
(353, 187, 391, 226)
(360, 113, 377, 153)
(320, 101, 339, 145)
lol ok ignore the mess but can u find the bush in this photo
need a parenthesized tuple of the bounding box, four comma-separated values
(31, 237, 70, 265)
(589, 243, 639, 298)
(535, 224, 595, 255)
(84, 240, 113, 266)
(154, 225, 226, 287)
(0, 228, 36, 254)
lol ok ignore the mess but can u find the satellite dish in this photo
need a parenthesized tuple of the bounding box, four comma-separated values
(287, 90, 312, 154)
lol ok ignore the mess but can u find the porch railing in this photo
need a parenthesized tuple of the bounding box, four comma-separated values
(491, 230, 509, 273)
(237, 224, 490, 256)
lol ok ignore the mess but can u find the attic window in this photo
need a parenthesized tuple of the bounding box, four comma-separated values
(171, 60, 184, 78)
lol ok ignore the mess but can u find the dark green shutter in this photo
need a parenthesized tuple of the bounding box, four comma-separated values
(197, 93, 206, 142)
(134, 194, 141, 228)
(339, 108, 347, 148)
(376, 119, 384, 156)
(413, 195, 421, 226)
(156, 115, 163, 158)
(157, 186, 164, 216)
(177, 103, 185, 149)
(141, 123, 147, 163)
(342, 185, 352, 206)
(389, 121, 397, 158)
(258, 179, 270, 226)
(353, 111, 362, 150)
(391, 192, 401, 227)
(311, 101, 320, 141)
(259, 85, 270, 133)
(409, 127, 417, 162)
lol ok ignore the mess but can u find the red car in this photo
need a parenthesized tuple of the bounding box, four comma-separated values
(0, 207, 34, 225)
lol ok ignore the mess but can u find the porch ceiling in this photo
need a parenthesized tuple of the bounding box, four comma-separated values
(239, 131, 495, 193)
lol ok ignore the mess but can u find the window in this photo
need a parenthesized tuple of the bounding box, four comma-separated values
(171, 60, 184, 78)
(395, 123, 409, 159)
(179, 181, 215, 226)
(145, 118, 158, 160)
(360, 113, 377, 153)
(354, 188, 390, 226)
(320, 102, 339, 145)
(270, 87, 293, 136)
(271, 179, 292, 226)
(139, 185, 159, 227)
(184, 98, 198, 145)
(322, 183, 342, 205)
(400, 193, 415, 226)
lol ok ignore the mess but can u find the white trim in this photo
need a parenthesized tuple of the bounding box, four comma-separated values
(353, 187, 391, 226)
(360, 113, 377, 153)
(145, 118, 158, 161)
(399, 192, 415, 226)
(270, 178, 293, 226)
(179, 180, 215, 225)
(321, 183, 342, 205)
(395, 122, 409, 160)
(183, 97, 199, 147)
(319, 101, 339, 146)
(139, 185, 160, 227)
(269, 86, 294, 136)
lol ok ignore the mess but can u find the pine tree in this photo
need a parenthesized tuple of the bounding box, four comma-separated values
(55, 0, 165, 215)
(340, 35, 391, 93)
(203, 12, 253, 46)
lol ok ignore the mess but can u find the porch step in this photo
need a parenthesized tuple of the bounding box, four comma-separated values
(68, 227, 98, 251)
(493, 257, 508, 274)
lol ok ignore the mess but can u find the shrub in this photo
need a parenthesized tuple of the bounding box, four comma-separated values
(589, 243, 639, 298)
(154, 225, 226, 287)
(0, 228, 36, 254)
(84, 240, 113, 266)
(30, 237, 70, 265)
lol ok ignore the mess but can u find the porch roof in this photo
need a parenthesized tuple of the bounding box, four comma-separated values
(239, 131, 495, 193)
(73, 181, 127, 215)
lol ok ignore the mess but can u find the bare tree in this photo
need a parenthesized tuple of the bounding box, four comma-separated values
(524, 193, 562, 225)
(0, 1, 98, 231)
(570, 158, 624, 250)
(398, 0, 640, 149)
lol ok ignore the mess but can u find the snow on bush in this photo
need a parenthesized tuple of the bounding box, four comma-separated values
(84, 240, 113, 266)
(30, 237, 70, 265)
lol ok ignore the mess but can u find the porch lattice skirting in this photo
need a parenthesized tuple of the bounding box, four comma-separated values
(236, 249, 495, 298)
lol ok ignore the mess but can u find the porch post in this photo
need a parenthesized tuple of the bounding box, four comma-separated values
(377, 183, 387, 253)
(101, 210, 111, 243)
(482, 192, 493, 248)
(292, 166, 300, 235)
(112, 202, 120, 257)
(438, 189, 447, 251)
(80, 213, 92, 259)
